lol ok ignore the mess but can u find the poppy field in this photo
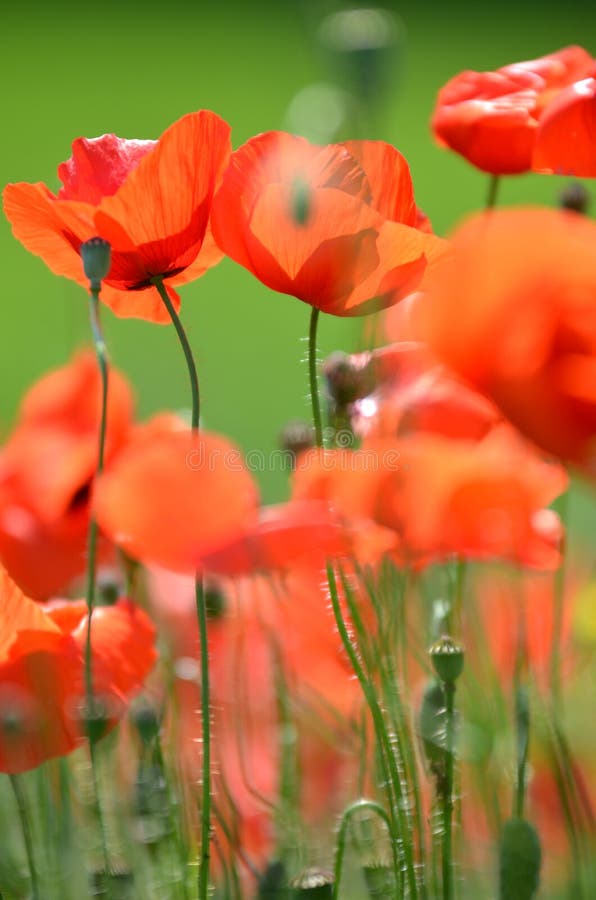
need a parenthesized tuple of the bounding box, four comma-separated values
(2, 2, 596, 898)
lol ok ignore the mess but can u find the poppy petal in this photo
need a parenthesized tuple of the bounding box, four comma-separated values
(98, 111, 231, 277)
(94, 427, 259, 572)
(57, 134, 157, 204)
(342, 140, 418, 225)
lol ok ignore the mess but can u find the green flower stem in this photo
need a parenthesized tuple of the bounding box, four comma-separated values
(326, 563, 417, 900)
(486, 175, 501, 210)
(442, 681, 456, 900)
(308, 307, 324, 448)
(308, 310, 416, 897)
(152, 278, 200, 430)
(333, 800, 395, 900)
(152, 276, 210, 900)
(85, 287, 112, 883)
(10, 774, 40, 900)
(85, 288, 109, 703)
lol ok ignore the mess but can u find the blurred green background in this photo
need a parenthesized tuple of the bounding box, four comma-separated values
(2, 0, 596, 503)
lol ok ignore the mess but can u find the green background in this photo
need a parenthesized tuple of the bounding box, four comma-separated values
(2, 0, 596, 503)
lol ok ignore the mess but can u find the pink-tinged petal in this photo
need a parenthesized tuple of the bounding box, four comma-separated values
(98, 111, 231, 278)
(57, 135, 157, 204)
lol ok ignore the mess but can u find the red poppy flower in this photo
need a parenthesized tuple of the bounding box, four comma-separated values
(342, 342, 502, 442)
(210, 132, 447, 316)
(294, 429, 566, 569)
(93, 419, 259, 573)
(0, 565, 157, 773)
(533, 77, 596, 176)
(422, 207, 596, 474)
(0, 351, 134, 598)
(431, 46, 595, 174)
(3, 111, 231, 323)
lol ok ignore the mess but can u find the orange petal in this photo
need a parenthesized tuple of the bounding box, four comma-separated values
(94, 428, 259, 572)
(57, 134, 156, 203)
(533, 78, 596, 177)
(0, 565, 58, 661)
(98, 110, 231, 278)
(211, 130, 368, 273)
(342, 140, 418, 225)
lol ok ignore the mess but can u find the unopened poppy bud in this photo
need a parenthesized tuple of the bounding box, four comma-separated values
(90, 866, 134, 899)
(559, 181, 590, 215)
(291, 177, 311, 226)
(499, 818, 541, 900)
(80, 236, 111, 290)
(419, 679, 447, 773)
(131, 699, 161, 745)
(280, 420, 315, 467)
(363, 862, 395, 898)
(323, 351, 375, 408)
(258, 860, 289, 898)
(290, 868, 334, 897)
(204, 582, 227, 618)
(79, 697, 110, 745)
(429, 635, 464, 684)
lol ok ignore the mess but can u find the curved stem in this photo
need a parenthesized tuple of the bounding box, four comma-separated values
(85, 287, 112, 882)
(486, 174, 500, 210)
(308, 307, 324, 448)
(442, 682, 456, 900)
(327, 562, 417, 900)
(10, 774, 40, 900)
(153, 277, 210, 900)
(333, 800, 396, 900)
(152, 278, 200, 430)
(85, 288, 109, 702)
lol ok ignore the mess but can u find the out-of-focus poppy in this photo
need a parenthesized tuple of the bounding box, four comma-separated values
(533, 76, 596, 177)
(148, 564, 362, 875)
(431, 46, 595, 174)
(294, 428, 566, 569)
(0, 565, 157, 773)
(422, 207, 596, 474)
(211, 132, 447, 316)
(199, 500, 350, 576)
(341, 342, 502, 442)
(3, 111, 231, 323)
(0, 351, 134, 598)
(94, 419, 259, 573)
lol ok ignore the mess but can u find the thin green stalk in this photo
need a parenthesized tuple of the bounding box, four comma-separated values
(334, 800, 396, 900)
(327, 563, 418, 900)
(308, 306, 324, 448)
(551, 491, 568, 710)
(151, 277, 200, 430)
(85, 288, 109, 703)
(10, 773, 40, 900)
(307, 310, 416, 896)
(442, 682, 456, 900)
(85, 287, 112, 884)
(486, 175, 500, 210)
(152, 276, 210, 900)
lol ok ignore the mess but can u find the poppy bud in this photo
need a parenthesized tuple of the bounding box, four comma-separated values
(90, 867, 134, 899)
(258, 860, 290, 898)
(204, 582, 227, 618)
(419, 679, 447, 773)
(280, 420, 315, 468)
(131, 699, 161, 746)
(323, 351, 375, 408)
(559, 181, 590, 215)
(363, 862, 396, 897)
(290, 868, 334, 897)
(499, 818, 541, 900)
(80, 236, 111, 290)
(429, 635, 464, 684)
(78, 696, 110, 745)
